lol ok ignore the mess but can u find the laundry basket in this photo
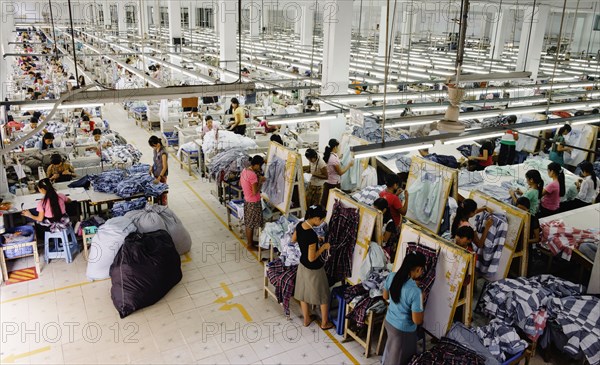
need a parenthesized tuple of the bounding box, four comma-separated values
(1, 226, 36, 258)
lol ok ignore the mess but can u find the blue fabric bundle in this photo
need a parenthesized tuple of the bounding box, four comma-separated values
(112, 198, 147, 217)
(127, 164, 151, 175)
(91, 169, 127, 193)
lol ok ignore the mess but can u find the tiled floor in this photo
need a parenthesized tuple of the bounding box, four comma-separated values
(0, 104, 559, 364)
(0, 104, 378, 365)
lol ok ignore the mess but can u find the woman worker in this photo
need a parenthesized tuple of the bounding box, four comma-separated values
(382, 252, 427, 365)
(292, 205, 334, 330)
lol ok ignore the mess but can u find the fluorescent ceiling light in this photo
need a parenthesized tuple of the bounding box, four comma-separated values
(443, 132, 504, 145)
(267, 114, 338, 125)
(354, 143, 434, 159)
(21, 103, 103, 111)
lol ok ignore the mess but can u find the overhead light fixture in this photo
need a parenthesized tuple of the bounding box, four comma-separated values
(20, 102, 104, 111)
(353, 143, 434, 159)
(267, 113, 339, 125)
(443, 132, 504, 145)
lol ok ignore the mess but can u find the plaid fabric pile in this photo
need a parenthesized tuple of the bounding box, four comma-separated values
(540, 219, 599, 261)
(547, 296, 600, 365)
(351, 185, 386, 206)
(474, 212, 508, 278)
(325, 200, 359, 285)
(406, 242, 439, 303)
(266, 258, 298, 316)
(475, 319, 528, 362)
(409, 337, 486, 365)
(478, 275, 583, 340)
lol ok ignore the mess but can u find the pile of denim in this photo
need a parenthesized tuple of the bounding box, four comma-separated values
(111, 198, 147, 217)
(90, 169, 127, 193)
(127, 163, 151, 175)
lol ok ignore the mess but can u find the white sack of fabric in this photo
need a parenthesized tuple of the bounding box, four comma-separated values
(125, 204, 192, 255)
(125, 205, 168, 233)
(86, 216, 137, 281)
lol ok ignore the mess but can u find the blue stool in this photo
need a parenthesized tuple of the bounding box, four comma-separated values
(329, 285, 348, 336)
(44, 226, 79, 264)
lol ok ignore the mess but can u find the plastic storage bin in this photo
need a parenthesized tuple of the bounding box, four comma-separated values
(1, 226, 35, 258)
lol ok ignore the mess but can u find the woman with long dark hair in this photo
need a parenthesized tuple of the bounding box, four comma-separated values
(321, 139, 353, 206)
(540, 162, 566, 217)
(22, 178, 71, 231)
(382, 252, 426, 365)
(227, 98, 246, 135)
(510, 170, 543, 216)
(148, 135, 169, 205)
(373, 198, 399, 259)
(292, 205, 333, 329)
(451, 198, 493, 248)
(467, 140, 494, 171)
(562, 161, 600, 211)
(549, 124, 572, 166)
(240, 155, 265, 250)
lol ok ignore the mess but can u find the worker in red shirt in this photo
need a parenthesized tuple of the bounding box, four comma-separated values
(379, 174, 409, 227)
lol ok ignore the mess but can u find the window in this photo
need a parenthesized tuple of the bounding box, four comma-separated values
(594, 15, 600, 31)
(110, 5, 117, 25)
(181, 7, 189, 27)
(197, 8, 213, 28)
(126, 5, 136, 24)
(99, 9, 104, 23)
(160, 6, 169, 26)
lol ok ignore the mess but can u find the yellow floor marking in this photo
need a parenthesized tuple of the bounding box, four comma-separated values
(183, 180, 259, 261)
(184, 179, 361, 364)
(214, 282, 234, 303)
(181, 253, 192, 263)
(1, 279, 110, 305)
(218, 303, 254, 322)
(1, 345, 51, 363)
(323, 330, 360, 365)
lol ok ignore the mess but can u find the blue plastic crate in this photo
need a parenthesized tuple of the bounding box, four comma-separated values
(1, 226, 35, 259)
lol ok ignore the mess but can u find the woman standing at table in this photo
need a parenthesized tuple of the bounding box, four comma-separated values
(292, 205, 333, 329)
(148, 135, 168, 205)
(321, 139, 353, 207)
(549, 124, 573, 166)
(382, 252, 426, 365)
(22, 178, 71, 231)
(240, 155, 265, 250)
(540, 162, 566, 217)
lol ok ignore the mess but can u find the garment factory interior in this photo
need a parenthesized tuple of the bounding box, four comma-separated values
(1, 0, 600, 364)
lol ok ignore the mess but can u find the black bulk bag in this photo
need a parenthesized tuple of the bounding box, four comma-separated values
(110, 230, 182, 318)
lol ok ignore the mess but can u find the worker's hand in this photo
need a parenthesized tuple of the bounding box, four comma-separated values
(62, 170, 71, 175)
(21, 211, 30, 218)
(259, 176, 266, 183)
(51, 174, 60, 180)
(485, 218, 494, 229)
(153, 178, 160, 184)
(485, 206, 493, 213)
(404, 190, 409, 198)
(322, 243, 331, 251)
(349, 160, 355, 167)
(515, 188, 522, 195)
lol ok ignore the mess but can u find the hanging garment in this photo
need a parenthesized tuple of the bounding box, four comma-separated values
(407, 172, 443, 225)
(547, 296, 600, 365)
(475, 319, 528, 363)
(325, 200, 360, 285)
(477, 275, 583, 340)
(474, 212, 509, 277)
(359, 166, 378, 189)
(266, 258, 298, 316)
(263, 156, 286, 206)
(340, 144, 362, 192)
(358, 242, 389, 282)
(405, 242, 439, 303)
(539, 220, 600, 261)
(408, 337, 487, 365)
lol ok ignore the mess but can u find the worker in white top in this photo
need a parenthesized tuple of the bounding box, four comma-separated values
(86, 129, 112, 152)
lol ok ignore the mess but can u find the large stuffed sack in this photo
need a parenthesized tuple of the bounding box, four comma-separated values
(125, 204, 192, 255)
(86, 216, 137, 280)
(110, 230, 182, 318)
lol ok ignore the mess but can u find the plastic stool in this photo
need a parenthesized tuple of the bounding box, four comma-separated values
(44, 226, 79, 264)
(329, 285, 348, 336)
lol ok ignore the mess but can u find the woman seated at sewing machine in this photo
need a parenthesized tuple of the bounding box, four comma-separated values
(46, 154, 76, 183)
(85, 129, 112, 152)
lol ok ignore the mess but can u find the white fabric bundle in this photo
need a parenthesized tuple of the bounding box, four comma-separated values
(86, 216, 137, 280)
